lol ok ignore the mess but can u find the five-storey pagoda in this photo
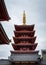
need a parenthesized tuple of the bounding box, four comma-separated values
(10, 11, 39, 65)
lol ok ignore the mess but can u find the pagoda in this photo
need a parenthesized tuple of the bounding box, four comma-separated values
(10, 11, 39, 65)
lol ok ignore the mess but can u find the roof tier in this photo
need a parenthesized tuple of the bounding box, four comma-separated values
(10, 50, 39, 54)
(14, 30, 35, 37)
(0, 23, 10, 44)
(12, 43, 38, 50)
(14, 25, 34, 31)
(13, 37, 36, 43)
(0, 0, 10, 21)
(0, 32, 9, 44)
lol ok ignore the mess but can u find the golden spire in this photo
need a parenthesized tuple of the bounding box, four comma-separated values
(23, 11, 26, 25)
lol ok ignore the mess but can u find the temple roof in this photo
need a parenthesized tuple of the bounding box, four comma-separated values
(12, 43, 37, 50)
(13, 37, 36, 43)
(0, 0, 10, 21)
(14, 30, 35, 33)
(0, 23, 11, 44)
(14, 25, 34, 31)
(14, 30, 35, 37)
(12, 43, 38, 46)
(10, 50, 39, 54)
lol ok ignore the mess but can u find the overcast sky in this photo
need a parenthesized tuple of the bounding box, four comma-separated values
(0, 0, 46, 59)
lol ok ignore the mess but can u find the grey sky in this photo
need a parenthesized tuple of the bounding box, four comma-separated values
(0, 0, 46, 59)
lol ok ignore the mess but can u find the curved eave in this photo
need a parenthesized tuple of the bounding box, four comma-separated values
(12, 43, 38, 50)
(0, 0, 10, 21)
(14, 30, 35, 37)
(0, 32, 10, 44)
(0, 39, 8, 45)
(0, 18, 10, 21)
(12, 43, 38, 46)
(13, 36, 36, 43)
(10, 50, 39, 54)
(14, 24, 35, 31)
(0, 24, 11, 44)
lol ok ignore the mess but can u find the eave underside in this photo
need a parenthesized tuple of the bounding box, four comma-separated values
(14, 30, 35, 37)
(14, 25, 34, 31)
(0, 32, 9, 44)
(10, 50, 39, 54)
(0, 23, 10, 44)
(13, 37, 36, 43)
(12, 61, 39, 65)
(12, 43, 37, 50)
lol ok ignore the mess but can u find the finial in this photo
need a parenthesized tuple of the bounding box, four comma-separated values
(23, 10, 26, 25)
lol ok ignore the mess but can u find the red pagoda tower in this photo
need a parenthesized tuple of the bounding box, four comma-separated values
(10, 11, 39, 65)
